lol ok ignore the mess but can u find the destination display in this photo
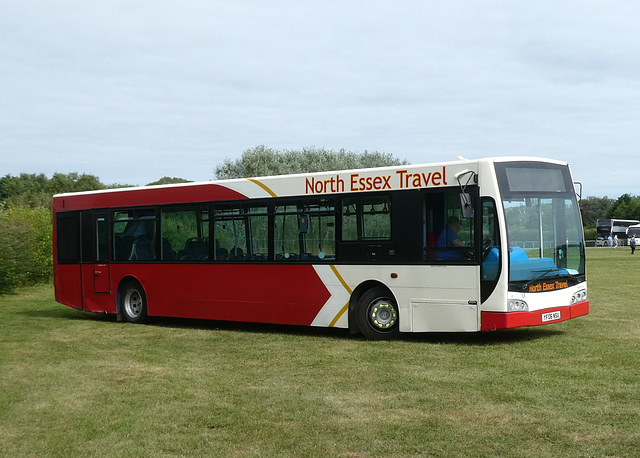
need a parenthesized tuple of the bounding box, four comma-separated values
(527, 279, 569, 293)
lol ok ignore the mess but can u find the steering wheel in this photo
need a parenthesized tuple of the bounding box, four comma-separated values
(482, 238, 495, 261)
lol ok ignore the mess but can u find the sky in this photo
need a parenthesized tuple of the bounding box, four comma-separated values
(1, 1, 639, 198)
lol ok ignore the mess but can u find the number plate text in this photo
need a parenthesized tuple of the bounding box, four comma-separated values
(542, 311, 561, 322)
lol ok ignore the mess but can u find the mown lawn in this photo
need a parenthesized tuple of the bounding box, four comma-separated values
(1, 248, 639, 457)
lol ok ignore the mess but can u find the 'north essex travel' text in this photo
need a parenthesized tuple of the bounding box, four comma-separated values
(305, 167, 449, 195)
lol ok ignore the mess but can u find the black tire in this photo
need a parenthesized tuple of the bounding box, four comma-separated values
(357, 287, 399, 340)
(120, 281, 148, 324)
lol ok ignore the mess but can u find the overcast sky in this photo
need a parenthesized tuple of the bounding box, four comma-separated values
(2, 1, 639, 197)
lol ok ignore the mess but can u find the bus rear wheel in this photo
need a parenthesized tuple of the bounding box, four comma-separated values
(357, 287, 399, 340)
(120, 281, 148, 324)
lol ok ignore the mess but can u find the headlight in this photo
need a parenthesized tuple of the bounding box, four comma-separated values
(508, 299, 528, 311)
(571, 290, 587, 304)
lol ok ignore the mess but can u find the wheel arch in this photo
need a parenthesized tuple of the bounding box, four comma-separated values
(348, 280, 396, 334)
(116, 275, 146, 321)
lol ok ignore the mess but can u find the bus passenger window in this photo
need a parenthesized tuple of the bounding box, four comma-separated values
(275, 201, 335, 261)
(214, 206, 274, 262)
(113, 211, 133, 260)
(305, 211, 335, 260)
(113, 209, 157, 261)
(161, 207, 209, 261)
(275, 205, 300, 260)
(303, 202, 335, 261)
(342, 196, 391, 241)
(246, 207, 268, 261)
(214, 208, 247, 261)
(56, 212, 81, 264)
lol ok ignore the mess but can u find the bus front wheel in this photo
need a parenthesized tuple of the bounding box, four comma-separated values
(357, 287, 399, 340)
(120, 281, 148, 324)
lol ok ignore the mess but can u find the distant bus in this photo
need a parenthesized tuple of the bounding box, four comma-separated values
(53, 157, 588, 339)
(627, 224, 640, 241)
(596, 219, 639, 245)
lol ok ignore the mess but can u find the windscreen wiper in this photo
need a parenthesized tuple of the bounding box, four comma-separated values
(524, 268, 568, 288)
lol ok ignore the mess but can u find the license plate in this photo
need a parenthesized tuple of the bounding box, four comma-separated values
(542, 311, 561, 322)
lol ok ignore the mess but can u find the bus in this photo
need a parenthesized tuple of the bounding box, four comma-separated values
(596, 219, 639, 246)
(626, 224, 640, 242)
(53, 157, 589, 340)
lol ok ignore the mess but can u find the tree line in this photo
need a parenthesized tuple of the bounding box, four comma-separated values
(0, 146, 638, 293)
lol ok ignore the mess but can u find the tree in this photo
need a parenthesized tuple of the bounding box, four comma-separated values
(579, 196, 615, 227)
(0, 172, 108, 208)
(46, 172, 106, 195)
(146, 177, 192, 186)
(214, 145, 408, 179)
(607, 194, 640, 220)
(0, 173, 50, 207)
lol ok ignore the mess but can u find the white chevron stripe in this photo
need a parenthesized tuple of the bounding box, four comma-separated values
(310, 265, 352, 328)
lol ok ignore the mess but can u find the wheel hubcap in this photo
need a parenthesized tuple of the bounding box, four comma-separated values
(368, 300, 397, 330)
(125, 291, 142, 317)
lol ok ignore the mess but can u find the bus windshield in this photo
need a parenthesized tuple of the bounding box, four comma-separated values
(495, 161, 586, 289)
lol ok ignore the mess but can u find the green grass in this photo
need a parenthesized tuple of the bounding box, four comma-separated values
(1, 248, 639, 456)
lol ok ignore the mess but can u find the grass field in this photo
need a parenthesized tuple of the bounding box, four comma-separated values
(1, 248, 639, 457)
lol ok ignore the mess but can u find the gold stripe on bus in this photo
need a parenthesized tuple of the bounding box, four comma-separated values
(329, 301, 349, 327)
(328, 265, 352, 327)
(330, 265, 352, 294)
(246, 178, 277, 197)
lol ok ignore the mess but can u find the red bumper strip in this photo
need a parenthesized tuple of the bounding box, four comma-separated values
(481, 300, 589, 331)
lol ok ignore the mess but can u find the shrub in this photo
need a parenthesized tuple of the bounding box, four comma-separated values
(0, 204, 52, 294)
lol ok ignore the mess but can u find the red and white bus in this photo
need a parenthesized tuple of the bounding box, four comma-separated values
(53, 157, 589, 339)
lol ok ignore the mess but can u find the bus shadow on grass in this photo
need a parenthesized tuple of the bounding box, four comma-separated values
(153, 318, 565, 345)
(144, 313, 566, 345)
(400, 328, 565, 346)
(116, 313, 562, 345)
(19, 306, 116, 323)
(26, 306, 564, 346)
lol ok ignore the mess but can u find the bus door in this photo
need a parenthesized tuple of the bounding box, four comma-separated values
(81, 212, 110, 296)
(414, 188, 481, 332)
(79, 212, 111, 311)
(93, 214, 111, 293)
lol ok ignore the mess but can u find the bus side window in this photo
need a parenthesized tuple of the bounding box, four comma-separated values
(161, 207, 209, 261)
(113, 211, 134, 261)
(246, 207, 268, 261)
(214, 207, 247, 261)
(129, 210, 157, 261)
(56, 212, 81, 264)
(275, 201, 335, 261)
(113, 210, 157, 261)
(342, 196, 391, 241)
(275, 205, 299, 260)
(305, 210, 335, 261)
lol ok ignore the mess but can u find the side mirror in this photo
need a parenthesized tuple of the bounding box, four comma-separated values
(455, 169, 477, 219)
(460, 193, 474, 219)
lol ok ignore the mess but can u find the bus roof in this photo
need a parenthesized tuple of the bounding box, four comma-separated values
(52, 156, 569, 212)
(597, 219, 640, 226)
